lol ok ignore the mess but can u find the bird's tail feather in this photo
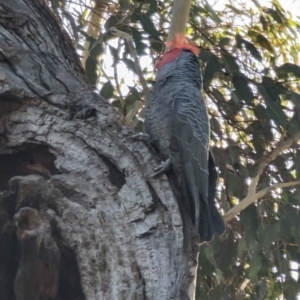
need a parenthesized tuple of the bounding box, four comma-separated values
(182, 152, 225, 242)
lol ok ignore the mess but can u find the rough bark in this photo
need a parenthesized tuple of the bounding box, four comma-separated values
(0, 0, 199, 299)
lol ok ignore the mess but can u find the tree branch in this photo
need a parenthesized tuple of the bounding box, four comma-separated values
(223, 131, 300, 223)
(81, 1, 106, 69)
(166, 0, 192, 46)
(256, 131, 300, 177)
(110, 27, 151, 105)
(223, 180, 300, 223)
(255, 180, 300, 199)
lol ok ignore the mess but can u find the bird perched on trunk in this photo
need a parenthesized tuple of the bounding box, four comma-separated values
(135, 38, 225, 243)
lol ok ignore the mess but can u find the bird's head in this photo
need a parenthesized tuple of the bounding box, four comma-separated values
(155, 34, 200, 70)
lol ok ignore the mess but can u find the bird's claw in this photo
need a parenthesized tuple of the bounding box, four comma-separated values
(132, 133, 152, 143)
(151, 158, 171, 177)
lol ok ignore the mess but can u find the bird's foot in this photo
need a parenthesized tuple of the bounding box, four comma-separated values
(132, 133, 152, 144)
(151, 158, 171, 177)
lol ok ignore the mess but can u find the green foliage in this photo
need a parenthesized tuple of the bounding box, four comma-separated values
(53, 0, 300, 298)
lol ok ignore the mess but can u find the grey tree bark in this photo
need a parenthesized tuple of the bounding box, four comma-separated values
(0, 0, 199, 299)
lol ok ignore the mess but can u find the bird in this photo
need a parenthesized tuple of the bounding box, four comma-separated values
(136, 37, 225, 243)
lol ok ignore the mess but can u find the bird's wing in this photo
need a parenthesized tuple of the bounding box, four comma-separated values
(172, 87, 210, 187)
(171, 87, 224, 241)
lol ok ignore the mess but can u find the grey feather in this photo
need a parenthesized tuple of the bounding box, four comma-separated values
(145, 50, 225, 242)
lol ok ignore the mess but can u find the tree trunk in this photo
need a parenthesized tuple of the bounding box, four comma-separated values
(0, 0, 199, 299)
